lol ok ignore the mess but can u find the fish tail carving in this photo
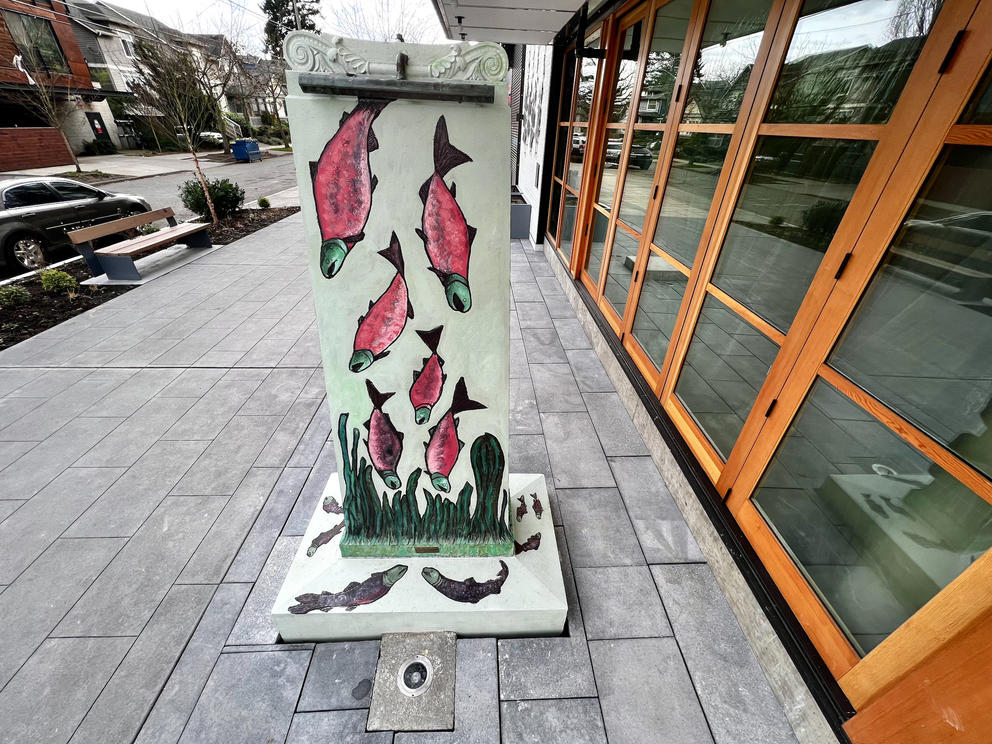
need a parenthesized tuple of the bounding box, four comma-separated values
(449, 377, 485, 416)
(365, 379, 395, 409)
(378, 232, 405, 276)
(433, 115, 473, 178)
(416, 325, 444, 354)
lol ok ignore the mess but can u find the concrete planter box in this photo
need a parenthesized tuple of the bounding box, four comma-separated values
(510, 190, 531, 239)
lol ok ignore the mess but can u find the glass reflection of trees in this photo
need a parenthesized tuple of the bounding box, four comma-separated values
(766, 0, 943, 124)
(610, 22, 644, 123)
(636, 0, 694, 124)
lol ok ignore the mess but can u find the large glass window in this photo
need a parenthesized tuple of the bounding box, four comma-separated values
(631, 254, 689, 369)
(765, 0, 943, 124)
(753, 379, 992, 656)
(636, 0, 694, 124)
(2, 11, 69, 74)
(830, 146, 992, 479)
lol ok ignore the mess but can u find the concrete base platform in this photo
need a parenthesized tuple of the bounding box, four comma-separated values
(272, 473, 566, 641)
(81, 243, 222, 286)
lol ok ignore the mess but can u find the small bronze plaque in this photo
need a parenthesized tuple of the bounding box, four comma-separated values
(414, 546, 440, 554)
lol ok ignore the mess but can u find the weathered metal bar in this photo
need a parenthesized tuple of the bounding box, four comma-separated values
(298, 72, 496, 104)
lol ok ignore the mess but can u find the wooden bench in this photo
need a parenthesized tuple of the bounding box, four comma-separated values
(68, 207, 212, 281)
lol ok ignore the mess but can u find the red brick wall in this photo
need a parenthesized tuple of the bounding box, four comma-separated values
(0, 127, 72, 170)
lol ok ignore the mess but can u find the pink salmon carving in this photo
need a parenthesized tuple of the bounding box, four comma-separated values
(351, 232, 413, 372)
(310, 98, 390, 278)
(289, 565, 408, 613)
(424, 377, 485, 492)
(416, 115, 477, 312)
(364, 379, 403, 490)
(409, 325, 446, 425)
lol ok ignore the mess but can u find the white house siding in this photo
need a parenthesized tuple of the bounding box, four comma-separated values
(517, 44, 553, 243)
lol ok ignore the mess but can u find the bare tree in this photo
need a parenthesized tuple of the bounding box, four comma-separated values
(129, 40, 220, 224)
(185, 33, 247, 155)
(2, 56, 83, 172)
(324, 0, 443, 43)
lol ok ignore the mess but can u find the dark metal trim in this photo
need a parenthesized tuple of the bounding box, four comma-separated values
(298, 73, 495, 104)
(553, 260, 856, 742)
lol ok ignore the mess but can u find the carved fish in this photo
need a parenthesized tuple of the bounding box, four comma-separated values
(416, 116, 476, 312)
(307, 522, 344, 556)
(310, 98, 390, 278)
(323, 495, 343, 514)
(421, 560, 508, 603)
(424, 377, 485, 492)
(351, 233, 413, 372)
(515, 494, 527, 522)
(514, 532, 541, 554)
(862, 493, 889, 520)
(409, 325, 446, 425)
(531, 493, 543, 519)
(903, 530, 950, 551)
(881, 495, 912, 519)
(289, 564, 408, 613)
(364, 379, 403, 489)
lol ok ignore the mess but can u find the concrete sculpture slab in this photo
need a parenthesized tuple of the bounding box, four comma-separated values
(273, 31, 565, 639)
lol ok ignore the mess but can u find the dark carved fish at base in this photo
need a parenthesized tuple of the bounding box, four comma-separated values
(514, 532, 541, 554)
(307, 522, 344, 556)
(323, 496, 344, 514)
(289, 565, 408, 613)
(421, 560, 508, 603)
(531, 494, 543, 519)
(515, 494, 527, 522)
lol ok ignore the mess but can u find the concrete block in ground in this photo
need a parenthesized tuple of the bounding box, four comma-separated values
(298, 640, 380, 711)
(368, 632, 456, 732)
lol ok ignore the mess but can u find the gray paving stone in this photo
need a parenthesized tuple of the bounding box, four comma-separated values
(395, 638, 498, 744)
(541, 412, 615, 489)
(298, 640, 380, 711)
(240, 367, 312, 416)
(583, 393, 649, 456)
(237, 336, 299, 366)
(66, 440, 209, 538)
(0, 537, 125, 689)
(0, 416, 122, 499)
(557, 488, 644, 568)
(84, 367, 183, 417)
(171, 414, 282, 496)
(651, 564, 798, 744)
(0, 368, 40, 397)
(535, 276, 564, 297)
(4, 368, 90, 398)
(498, 528, 595, 700)
(500, 698, 607, 744)
(609, 457, 704, 563)
(287, 402, 331, 467)
(225, 467, 309, 583)
(0, 441, 33, 474)
(162, 378, 263, 440)
(55, 496, 224, 637)
(287, 710, 392, 744)
(255, 395, 322, 467)
(575, 566, 671, 639)
(542, 293, 575, 319)
(284, 441, 337, 536)
(515, 302, 553, 329)
(511, 282, 544, 303)
(509, 377, 541, 435)
(552, 317, 592, 350)
(178, 648, 310, 744)
(178, 468, 281, 584)
(530, 363, 585, 412)
(75, 396, 197, 467)
(0, 396, 45, 429)
(135, 583, 251, 744)
(566, 349, 614, 392)
(0, 466, 125, 583)
(509, 338, 529, 379)
(227, 535, 297, 645)
(520, 327, 567, 364)
(0, 499, 22, 520)
(299, 367, 326, 398)
(69, 584, 215, 744)
(158, 367, 226, 397)
(590, 638, 714, 744)
(0, 636, 133, 744)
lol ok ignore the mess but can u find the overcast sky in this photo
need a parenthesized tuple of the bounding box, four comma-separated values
(103, 0, 448, 54)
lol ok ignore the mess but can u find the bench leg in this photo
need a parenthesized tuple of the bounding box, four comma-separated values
(76, 242, 104, 276)
(97, 255, 142, 281)
(184, 228, 212, 249)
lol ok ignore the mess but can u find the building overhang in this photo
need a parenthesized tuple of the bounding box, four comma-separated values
(430, 1, 583, 44)
(0, 81, 132, 101)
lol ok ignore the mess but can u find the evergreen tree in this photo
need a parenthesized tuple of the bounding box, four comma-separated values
(261, 0, 320, 60)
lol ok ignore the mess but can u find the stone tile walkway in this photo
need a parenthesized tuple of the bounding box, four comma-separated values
(0, 214, 799, 744)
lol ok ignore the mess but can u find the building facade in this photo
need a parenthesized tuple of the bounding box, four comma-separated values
(440, 0, 992, 742)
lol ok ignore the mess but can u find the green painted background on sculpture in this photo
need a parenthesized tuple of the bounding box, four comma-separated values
(285, 54, 511, 558)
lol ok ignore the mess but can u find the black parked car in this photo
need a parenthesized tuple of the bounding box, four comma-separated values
(0, 177, 150, 271)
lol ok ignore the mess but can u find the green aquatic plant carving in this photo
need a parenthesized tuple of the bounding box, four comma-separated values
(337, 413, 512, 557)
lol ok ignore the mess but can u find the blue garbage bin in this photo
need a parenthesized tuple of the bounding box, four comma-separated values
(232, 138, 261, 162)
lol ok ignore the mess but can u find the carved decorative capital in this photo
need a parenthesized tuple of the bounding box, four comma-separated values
(284, 31, 508, 84)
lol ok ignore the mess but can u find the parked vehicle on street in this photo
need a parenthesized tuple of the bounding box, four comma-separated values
(0, 177, 151, 271)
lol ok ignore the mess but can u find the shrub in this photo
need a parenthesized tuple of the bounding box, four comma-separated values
(0, 284, 30, 308)
(768, 215, 785, 227)
(257, 196, 270, 209)
(178, 177, 245, 220)
(802, 200, 847, 241)
(138, 223, 160, 235)
(81, 139, 118, 156)
(39, 269, 77, 294)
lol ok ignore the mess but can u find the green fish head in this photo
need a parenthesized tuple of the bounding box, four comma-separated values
(414, 406, 432, 425)
(349, 349, 374, 373)
(430, 472, 450, 492)
(421, 567, 440, 586)
(384, 564, 408, 585)
(382, 470, 401, 490)
(444, 275, 471, 313)
(306, 546, 317, 557)
(319, 238, 348, 278)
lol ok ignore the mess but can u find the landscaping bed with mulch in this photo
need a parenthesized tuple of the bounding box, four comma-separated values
(0, 206, 300, 351)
